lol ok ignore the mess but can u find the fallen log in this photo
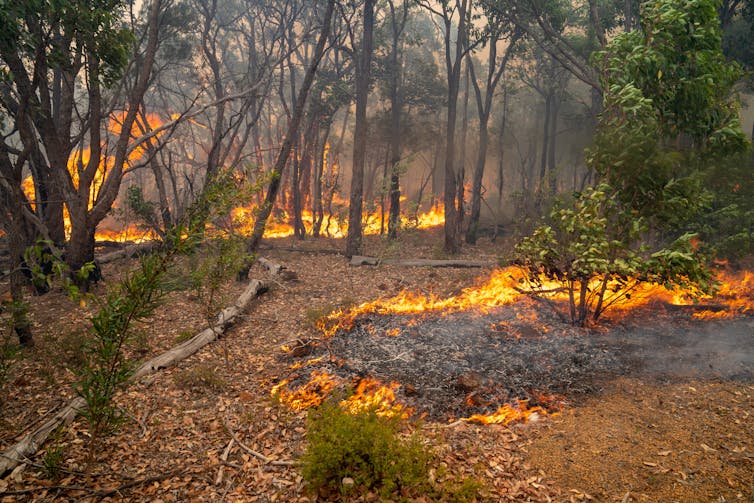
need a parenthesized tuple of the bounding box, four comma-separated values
(350, 255, 494, 268)
(0, 397, 86, 476)
(98, 241, 158, 264)
(663, 302, 728, 313)
(0, 259, 281, 476)
(132, 278, 269, 377)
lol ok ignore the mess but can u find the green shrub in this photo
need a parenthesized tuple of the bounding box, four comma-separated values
(301, 396, 432, 499)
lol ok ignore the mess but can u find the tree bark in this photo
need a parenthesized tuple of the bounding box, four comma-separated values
(345, 0, 375, 257)
(465, 30, 519, 244)
(242, 0, 335, 268)
(386, 0, 408, 240)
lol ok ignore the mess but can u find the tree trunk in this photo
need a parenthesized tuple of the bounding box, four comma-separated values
(65, 217, 97, 291)
(466, 118, 489, 244)
(539, 92, 552, 189)
(345, 0, 375, 258)
(242, 0, 335, 269)
(548, 94, 559, 194)
(456, 61, 470, 239)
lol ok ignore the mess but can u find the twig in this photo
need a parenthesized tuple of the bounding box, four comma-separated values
(222, 418, 297, 467)
(0, 468, 188, 497)
(215, 438, 234, 485)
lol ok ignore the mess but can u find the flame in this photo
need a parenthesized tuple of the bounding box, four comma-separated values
(460, 400, 547, 425)
(272, 372, 408, 418)
(317, 267, 528, 337)
(340, 378, 410, 418)
(229, 201, 446, 239)
(20, 112, 167, 242)
(271, 371, 339, 411)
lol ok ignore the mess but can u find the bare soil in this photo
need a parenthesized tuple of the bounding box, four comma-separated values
(0, 227, 752, 502)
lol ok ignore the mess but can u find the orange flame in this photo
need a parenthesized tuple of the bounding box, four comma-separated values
(272, 372, 408, 418)
(317, 267, 528, 337)
(460, 400, 547, 425)
(229, 202, 446, 239)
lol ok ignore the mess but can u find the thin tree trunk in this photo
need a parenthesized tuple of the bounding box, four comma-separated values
(345, 0, 375, 257)
(242, 0, 335, 271)
(539, 93, 551, 189)
(548, 94, 559, 195)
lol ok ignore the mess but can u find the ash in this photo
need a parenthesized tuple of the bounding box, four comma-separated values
(283, 298, 754, 421)
(291, 299, 625, 420)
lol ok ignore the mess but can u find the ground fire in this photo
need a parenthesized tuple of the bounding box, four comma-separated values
(272, 264, 754, 425)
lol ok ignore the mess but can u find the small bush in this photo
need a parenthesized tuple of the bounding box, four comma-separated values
(301, 396, 432, 499)
(303, 304, 338, 330)
(42, 443, 66, 480)
(174, 364, 226, 391)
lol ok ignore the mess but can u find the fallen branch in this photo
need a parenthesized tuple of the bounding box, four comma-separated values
(132, 278, 269, 377)
(98, 241, 158, 264)
(0, 397, 86, 476)
(223, 419, 297, 467)
(257, 257, 283, 275)
(0, 259, 285, 476)
(349, 256, 494, 268)
(215, 438, 234, 485)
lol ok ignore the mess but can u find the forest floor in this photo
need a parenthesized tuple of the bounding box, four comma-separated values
(0, 226, 752, 502)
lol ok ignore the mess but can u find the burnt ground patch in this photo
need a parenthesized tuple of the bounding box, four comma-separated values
(280, 299, 754, 421)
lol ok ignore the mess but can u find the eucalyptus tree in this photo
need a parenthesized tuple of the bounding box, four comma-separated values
(0, 0, 164, 288)
(464, 12, 521, 244)
(417, 0, 480, 254)
(344, 0, 377, 257)
(241, 0, 337, 262)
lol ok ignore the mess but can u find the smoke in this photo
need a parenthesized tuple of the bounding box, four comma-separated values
(611, 319, 754, 381)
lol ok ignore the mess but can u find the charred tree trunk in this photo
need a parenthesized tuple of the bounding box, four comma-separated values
(456, 62, 470, 240)
(386, 0, 408, 240)
(466, 30, 518, 244)
(345, 0, 375, 258)
(241, 0, 335, 271)
(435, 0, 470, 255)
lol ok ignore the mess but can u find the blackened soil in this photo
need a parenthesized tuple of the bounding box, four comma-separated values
(282, 297, 754, 421)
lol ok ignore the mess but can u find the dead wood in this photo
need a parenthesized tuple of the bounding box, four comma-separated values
(97, 241, 158, 264)
(257, 257, 283, 276)
(0, 259, 285, 477)
(132, 278, 269, 377)
(349, 255, 494, 268)
(663, 302, 728, 313)
(0, 397, 86, 476)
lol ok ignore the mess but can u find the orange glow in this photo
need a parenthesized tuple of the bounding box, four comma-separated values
(20, 112, 167, 242)
(316, 267, 528, 337)
(271, 371, 339, 411)
(460, 400, 547, 425)
(272, 373, 409, 418)
(229, 202, 446, 239)
(340, 378, 410, 418)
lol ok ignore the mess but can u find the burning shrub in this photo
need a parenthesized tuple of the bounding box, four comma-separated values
(301, 395, 432, 499)
(515, 184, 714, 325)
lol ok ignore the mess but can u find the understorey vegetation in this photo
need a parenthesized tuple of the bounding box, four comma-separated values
(515, 0, 751, 325)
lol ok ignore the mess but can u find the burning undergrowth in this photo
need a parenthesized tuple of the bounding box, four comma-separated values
(272, 267, 754, 424)
(274, 299, 626, 423)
